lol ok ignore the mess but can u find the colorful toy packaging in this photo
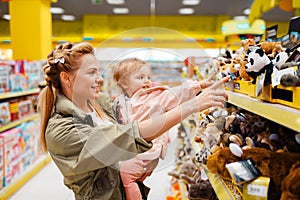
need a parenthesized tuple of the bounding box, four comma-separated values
(0, 127, 22, 187)
(0, 137, 3, 189)
(0, 102, 10, 126)
(17, 119, 41, 171)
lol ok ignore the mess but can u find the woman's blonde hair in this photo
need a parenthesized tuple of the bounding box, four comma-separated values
(38, 42, 103, 151)
(113, 58, 150, 90)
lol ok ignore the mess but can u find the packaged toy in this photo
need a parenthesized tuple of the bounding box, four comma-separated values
(0, 102, 10, 126)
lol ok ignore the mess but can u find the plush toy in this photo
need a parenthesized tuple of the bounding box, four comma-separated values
(258, 41, 282, 56)
(272, 51, 289, 70)
(218, 61, 231, 78)
(168, 159, 198, 184)
(188, 179, 218, 200)
(280, 64, 300, 87)
(240, 38, 256, 55)
(246, 48, 274, 85)
(280, 161, 300, 200)
(195, 122, 224, 164)
(206, 147, 239, 179)
(228, 58, 241, 80)
(236, 57, 252, 81)
(206, 147, 300, 200)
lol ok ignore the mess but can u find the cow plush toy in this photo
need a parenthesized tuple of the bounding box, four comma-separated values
(246, 48, 274, 85)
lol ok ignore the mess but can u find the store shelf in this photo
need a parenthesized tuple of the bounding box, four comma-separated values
(0, 113, 40, 132)
(0, 154, 52, 199)
(202, 166, 241, 200)
(227, 91, 300, 132)
(0, 88, 40, 100)
(178, 180, 188, 200)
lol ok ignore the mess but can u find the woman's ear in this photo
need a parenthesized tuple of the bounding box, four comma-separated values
(60, 71, 71, 87)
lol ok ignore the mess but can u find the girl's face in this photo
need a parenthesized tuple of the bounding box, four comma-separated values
(125, 65, 152, 97)
(72, 54, 103, 102)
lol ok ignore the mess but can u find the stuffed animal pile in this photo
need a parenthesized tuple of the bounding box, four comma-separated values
(191, 105, 300, 200)
(215, 40, 300, 88)
(167, 122, 218, 200)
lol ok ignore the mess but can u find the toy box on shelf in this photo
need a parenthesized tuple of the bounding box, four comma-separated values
(270, 85, 300, 109)
(17, 119, 41, 171)
(233, 80, 256, 97)
(0, 59, 45, 94)
(225, 79, 257, 98)
(1, 127, 22, 187)
(0, 102, 10, 127)
(268, 65, 300, 109)
(0, 138, 3, 190)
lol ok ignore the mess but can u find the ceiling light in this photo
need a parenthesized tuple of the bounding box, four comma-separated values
(61, 15, 76, 21)
(2, 14, 10, 20)
(107, 0, 124, 5)
(113, 8, 129, 14)
(243, 8, 251, 15)
(179, 8, 194, 15)
(91, 0, 102, 5)
(233, 16, 247, 20)
(50, 7, 65, 14)
(182, 0, 200, 5)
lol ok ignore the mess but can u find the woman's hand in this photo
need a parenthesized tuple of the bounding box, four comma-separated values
(190, 76, 230, 113)
(199, 72, 217, 89)
(138, 76, 229, 141)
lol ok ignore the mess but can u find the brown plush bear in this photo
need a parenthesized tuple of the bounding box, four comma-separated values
(188, 179, 218, 200)
(241, 38, 256, 54)
(206, 147, 239, 179)
(281, 161, 300, 200)
(258, 41, 282, 57)
(236, 57, 252, 81)
(168, 159, 198, 183)
(206, 147, 300, 199)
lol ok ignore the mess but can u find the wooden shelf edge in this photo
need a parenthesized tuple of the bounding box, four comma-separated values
(0, 88, 40, 100)
(0, 113, 40, 132)
(227, 91, 300, 132)
(0, 154, 52, 199)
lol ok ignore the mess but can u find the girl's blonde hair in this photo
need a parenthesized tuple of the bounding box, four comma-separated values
(113, 58, 150, 90)
(38, 42, 104, 151)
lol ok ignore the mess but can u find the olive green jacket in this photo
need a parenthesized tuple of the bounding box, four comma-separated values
(45, 92, 152, 200)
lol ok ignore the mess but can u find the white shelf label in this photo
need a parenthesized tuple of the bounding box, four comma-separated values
(247, 184, 268, 197)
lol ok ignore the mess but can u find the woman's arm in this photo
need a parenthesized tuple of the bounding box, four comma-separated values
(138, 77, 229, 141)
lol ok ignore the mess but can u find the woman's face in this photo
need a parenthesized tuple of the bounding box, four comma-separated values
(72, 54, 103, 102)
(125, 65, 152, 97)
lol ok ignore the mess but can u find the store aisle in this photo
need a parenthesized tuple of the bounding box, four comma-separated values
(8, 160, 74, 200)
(7, 126, 179, 200)
(144, 126, 178, 200)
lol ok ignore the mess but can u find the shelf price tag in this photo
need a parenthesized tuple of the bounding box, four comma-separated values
(247, 184, 267, 197)
(243, 176, 270, 200)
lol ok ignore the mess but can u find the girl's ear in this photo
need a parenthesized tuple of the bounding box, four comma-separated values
(119, 79, 129, 90)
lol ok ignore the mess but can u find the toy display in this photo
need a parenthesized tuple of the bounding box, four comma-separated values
(1, 127, 22, 187)
(280, 161, 300, 200)
(0, 66, 10, 93)
(0, 138, 3, 190)
(245, 48, 274, 85)
(164, 98, 296, 199)
(0, 102, 10, 126)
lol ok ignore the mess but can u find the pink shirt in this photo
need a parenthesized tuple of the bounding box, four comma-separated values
(115, 80, 201, 160)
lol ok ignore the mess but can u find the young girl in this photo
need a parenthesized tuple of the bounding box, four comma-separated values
(113, 58, 216, 200)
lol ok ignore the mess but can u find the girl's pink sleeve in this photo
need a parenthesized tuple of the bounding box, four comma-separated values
(159, 80, 201, 112)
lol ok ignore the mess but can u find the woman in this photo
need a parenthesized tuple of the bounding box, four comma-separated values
(38, 42, 229, 200)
